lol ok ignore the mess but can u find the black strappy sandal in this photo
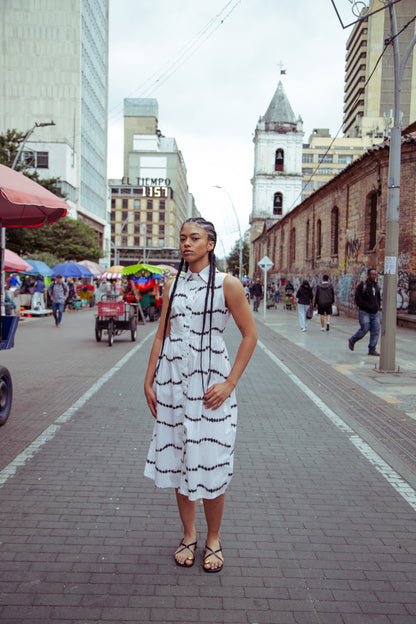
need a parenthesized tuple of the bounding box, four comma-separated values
(174, 540, 197, 568)
(203, 541, 224, 573)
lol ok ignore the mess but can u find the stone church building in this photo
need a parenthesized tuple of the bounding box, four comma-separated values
(251, 131, 416, 315)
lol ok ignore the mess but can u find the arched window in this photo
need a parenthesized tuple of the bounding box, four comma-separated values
(365, 191, 377, 250)
(306, 219, 310, 258)
(331, 207, 339, 255)
(273, 192, 283, 215)
(316, 219, 322, 257)
(290, 227, 296, 264)
(275, 149, 284, 172)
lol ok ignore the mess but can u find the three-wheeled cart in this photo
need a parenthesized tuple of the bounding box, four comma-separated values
(95, 296, 137, 346)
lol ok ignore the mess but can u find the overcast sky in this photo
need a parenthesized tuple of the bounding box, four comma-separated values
(108, 0, 351, 256)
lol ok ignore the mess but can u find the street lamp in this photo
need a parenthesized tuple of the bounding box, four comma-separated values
(331, 0, 416, 372)
(12, 121, 56, 170)
(213, 185, 243, 281)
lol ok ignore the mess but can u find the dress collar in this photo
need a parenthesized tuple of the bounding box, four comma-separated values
(186, 264, 210, 283)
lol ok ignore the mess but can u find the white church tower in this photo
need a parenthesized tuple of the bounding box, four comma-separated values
(250, 81, 304, 243)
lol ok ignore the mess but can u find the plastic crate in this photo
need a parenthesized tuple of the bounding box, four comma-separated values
(97, 300, 124, 316)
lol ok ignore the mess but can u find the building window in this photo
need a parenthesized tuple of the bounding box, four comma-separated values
(36, 151, 49, 168)
(290, 227, 296, 264)
(147, 200, 153, 210)
(316, 219, 322, 257)
(147, 212, 152, 222)
(159, 225, 165, 235)
(331, 207, 339, 255)
(121, 236, 127, 246)
(159, 212, 165, 222)
(110, 210, 115, 221)
(303, 168, 313, 175)
(111, 199, 115, 210)
(134, 211, 141, 221)
(318, 168, 333, 175)
(275, 149, 284, 172)
(273, 192, 283, 215)
(306, 219, 310, 258)
(122, 211, 128, 221)
(302, 154, 313, 163)
(134, 200, 140, 210)
(147, 237, 152, 246)
(134, 237, 140, 246)
(319, 154, 333, 163)
(338, 155, 353, 164)
(302, 180, 314, 193)
(159, 238, 164, 246)
(159, 200, 165, 210)
(365, 191, 377, 250)
(147, 224, 153, 234)
(111, 224, 115, 234)
(122, 199, 128, 209)
(134, 224, 140, 233)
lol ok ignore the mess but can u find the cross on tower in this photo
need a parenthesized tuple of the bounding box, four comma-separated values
(278, 60, 286, 75)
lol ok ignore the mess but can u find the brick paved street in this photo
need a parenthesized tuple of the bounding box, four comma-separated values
(0, 308, 415, 623)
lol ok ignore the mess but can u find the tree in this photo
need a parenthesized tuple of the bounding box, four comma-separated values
(226, 239, 250, 277)
(6, 217, 104, 263)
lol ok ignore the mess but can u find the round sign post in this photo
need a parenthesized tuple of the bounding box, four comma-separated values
(258, 255, 274, 319)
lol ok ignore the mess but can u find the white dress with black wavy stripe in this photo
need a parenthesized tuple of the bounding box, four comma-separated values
(144, 266, 237, 501)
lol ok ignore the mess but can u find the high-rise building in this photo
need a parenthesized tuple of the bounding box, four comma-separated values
(343, 0, 416, 138)
(301, 128, 374, 199)
(109, 98, 198, 267)
(0, 0, 109, 249)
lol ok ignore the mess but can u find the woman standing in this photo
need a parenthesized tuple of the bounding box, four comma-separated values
(296, 279, 313, 331)
(144, 217, 257, 572)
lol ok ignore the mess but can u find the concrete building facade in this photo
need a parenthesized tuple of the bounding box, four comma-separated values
(252, 130, 416, 316)
(343, 0, 416, 139)
(109, 98, 198, 267)
(0, 0, 109, 249)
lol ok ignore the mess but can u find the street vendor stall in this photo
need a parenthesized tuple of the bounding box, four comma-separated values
(122, 263, 164, 322)
(0, 164, 68, 424)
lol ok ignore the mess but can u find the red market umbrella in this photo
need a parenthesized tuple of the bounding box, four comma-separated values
(4, 249, 33, 272)
(0, 164, 69, 227)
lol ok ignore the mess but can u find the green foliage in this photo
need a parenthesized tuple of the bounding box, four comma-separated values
(226, 239, 250, 276)
(6, 217, 104, 263)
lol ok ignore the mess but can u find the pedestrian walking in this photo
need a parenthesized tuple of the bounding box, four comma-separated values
(348, 268, 381, 356)
(314, 274, 335, 331)
(48, 275, 68, 327)
(144, 217, 257, 573)
(31, 275, 46, 310)
(252, 278, 263, 312)
(296, 279, 313, 331)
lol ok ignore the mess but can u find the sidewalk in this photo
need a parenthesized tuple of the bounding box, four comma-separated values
(257, 305, 416, 420)
(0, 309, 415, 623)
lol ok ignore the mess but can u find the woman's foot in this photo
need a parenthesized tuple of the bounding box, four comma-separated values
(174, 537, 197, 567)
(203, 539, 224, 573)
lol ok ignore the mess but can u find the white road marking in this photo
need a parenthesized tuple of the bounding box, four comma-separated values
(258, 339, 416, 512)
(0, 330, 156, 488)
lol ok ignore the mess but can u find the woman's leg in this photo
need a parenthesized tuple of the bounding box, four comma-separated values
(175, 491, 197, 565)
(202, 493, 225, 570)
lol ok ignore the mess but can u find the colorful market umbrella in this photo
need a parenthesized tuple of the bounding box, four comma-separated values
(122, 263, 163, 276)
(4, 249, 33, 272)
(102, 265, 123, 279)
(23, 259, 54, 277)
(0, 163, 68, 227)
(51, 261, 93, 278)
(77, 260, 105, 276)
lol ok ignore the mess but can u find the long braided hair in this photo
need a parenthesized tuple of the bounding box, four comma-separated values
(157, 217, 217, 390)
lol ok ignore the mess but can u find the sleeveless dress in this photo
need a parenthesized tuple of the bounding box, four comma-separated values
(144, 266, 237, 501)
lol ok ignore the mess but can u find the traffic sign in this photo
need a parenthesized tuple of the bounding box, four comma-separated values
(258, 255, 273, 271)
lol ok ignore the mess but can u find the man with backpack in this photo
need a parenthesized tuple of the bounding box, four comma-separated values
(348, 268, 381, 356)
(314, 274, 335, 331)
(48, 275, 69, 327)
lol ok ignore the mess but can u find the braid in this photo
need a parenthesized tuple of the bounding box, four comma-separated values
(155, 257, 185, 375)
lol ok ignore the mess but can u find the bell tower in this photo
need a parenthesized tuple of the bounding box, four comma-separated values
(250, 81, 304, 244)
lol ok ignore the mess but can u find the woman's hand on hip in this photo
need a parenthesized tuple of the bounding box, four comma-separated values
(203, 380, 235, 411)
(144, 384, 157, 419)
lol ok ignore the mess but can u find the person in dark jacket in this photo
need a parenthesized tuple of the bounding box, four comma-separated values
(296, 280, 313, 331)
(314, 274, 335, 331)
(348, 268, 381, 356)
(252, 279, 263, 312)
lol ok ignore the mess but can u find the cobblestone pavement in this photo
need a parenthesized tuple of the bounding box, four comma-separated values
(0, 307, 415, 623)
